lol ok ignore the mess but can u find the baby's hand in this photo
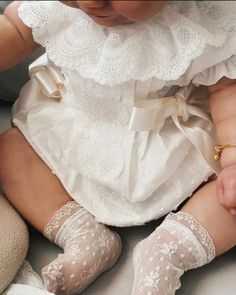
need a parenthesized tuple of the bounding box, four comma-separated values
(208, 77, 236, 215)
(216, 165, 236, 215)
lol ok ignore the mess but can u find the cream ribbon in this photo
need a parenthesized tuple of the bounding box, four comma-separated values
(13, 54, 219, 174)
(29, 65, 64, 99)
(13, 54, 65, 115)
(129, 88, 220, 174)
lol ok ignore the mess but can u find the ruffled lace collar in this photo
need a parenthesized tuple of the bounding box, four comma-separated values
(19, 1, 236, 85)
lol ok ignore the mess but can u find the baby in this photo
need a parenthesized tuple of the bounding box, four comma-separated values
(1, 1, 236, 294)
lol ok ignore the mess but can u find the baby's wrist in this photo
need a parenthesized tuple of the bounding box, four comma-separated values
(220, 147, 236, 169)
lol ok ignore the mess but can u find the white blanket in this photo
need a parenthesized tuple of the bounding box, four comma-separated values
(3, 261, 53, 295)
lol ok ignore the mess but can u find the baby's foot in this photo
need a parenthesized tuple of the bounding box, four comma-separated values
(131, 211, 215, 295)
(42, 201, 122, 294)
(217, 165, 236, 214)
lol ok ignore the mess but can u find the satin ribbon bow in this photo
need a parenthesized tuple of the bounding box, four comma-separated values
(129, 88, 220, 174)
(13, 54, 65, 116)
(129, 90, 190, 132)
(29, 65, 65, 99)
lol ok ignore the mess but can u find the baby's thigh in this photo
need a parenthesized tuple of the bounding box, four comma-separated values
(0, 128, 34, 183)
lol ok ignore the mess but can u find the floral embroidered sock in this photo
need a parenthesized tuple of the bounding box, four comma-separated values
(131, 211, 216, 295)
(42, 201, 122, 294)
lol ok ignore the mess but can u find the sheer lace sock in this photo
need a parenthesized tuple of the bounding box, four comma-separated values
(131, 211, 216, 295)
(42, 201, 122, 295)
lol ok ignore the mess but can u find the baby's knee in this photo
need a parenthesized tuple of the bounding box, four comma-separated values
(0, 128, 27, 184)
(0, 127, 23, 151)
(0, 196, 29, 293)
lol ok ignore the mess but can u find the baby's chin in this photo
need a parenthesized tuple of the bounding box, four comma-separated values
(90, 15, 134, 27)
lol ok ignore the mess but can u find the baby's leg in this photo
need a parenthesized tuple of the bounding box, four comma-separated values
(131, 181, 236, 295)
(0, 128, 121, 294)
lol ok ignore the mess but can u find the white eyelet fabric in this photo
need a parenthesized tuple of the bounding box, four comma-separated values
(18, 1, 236, 86)
(13, 1, 236, 226)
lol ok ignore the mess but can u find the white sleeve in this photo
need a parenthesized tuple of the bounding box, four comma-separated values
(192, 55, 236, 86)
(17, 1, 77, 47)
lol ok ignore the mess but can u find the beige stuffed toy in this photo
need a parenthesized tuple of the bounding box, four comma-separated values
(0, 194, 29, 293)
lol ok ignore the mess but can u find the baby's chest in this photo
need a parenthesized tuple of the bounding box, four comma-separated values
(63, 71, 177, 125)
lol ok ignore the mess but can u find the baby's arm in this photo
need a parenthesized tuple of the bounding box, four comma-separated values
(208, 77, 236, 214)
(0, 1, 37, 70)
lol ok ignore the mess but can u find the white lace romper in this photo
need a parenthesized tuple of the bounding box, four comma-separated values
(13, 1, 236, 226)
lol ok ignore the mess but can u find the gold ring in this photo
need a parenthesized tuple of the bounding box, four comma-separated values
(214, 143, 236, 160)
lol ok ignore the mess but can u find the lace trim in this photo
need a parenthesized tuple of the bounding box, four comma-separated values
(43, 201, 81, 241)
(18, 1, 236, 85)
(165, 211, 216, 262)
